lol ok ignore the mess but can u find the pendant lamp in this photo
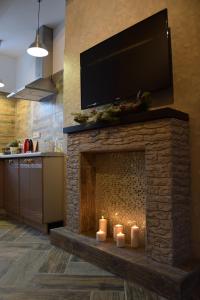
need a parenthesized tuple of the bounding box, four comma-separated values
(27, 0, 48, 57)
(0, 80, 5, 88)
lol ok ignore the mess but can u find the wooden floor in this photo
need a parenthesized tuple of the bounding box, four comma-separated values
(0, 217, 125, 300)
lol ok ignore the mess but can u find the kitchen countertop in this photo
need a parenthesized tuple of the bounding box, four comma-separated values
(0, 152, 64, 159)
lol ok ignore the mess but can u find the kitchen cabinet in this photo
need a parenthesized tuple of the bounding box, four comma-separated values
(4, 159, 19, 218)
(19, 156, 64, 232)
(1, 154, 64, 232)
(20, 157, 43, 224)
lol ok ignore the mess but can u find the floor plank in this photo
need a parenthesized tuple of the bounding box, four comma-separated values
(39, 246, 70, 273)
(0, 241, 51, 251)
(65, 261, 113, 276)
(0, 224, 27, 242)
(0, 249, 48, 287)
(31, 274, 124, 291)
(0, 287, 90, 300)
(90, 291, 125, 300)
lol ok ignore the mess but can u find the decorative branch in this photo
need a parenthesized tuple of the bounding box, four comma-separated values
(72, 91, 151, 125)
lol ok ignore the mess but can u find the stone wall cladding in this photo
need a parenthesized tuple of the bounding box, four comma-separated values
(65, 118, 191, 265)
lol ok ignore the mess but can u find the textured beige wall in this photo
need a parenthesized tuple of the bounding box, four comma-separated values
(0, 93, 16, 150)
(63, 0, 200, 257)
(15, 72, 64, 152)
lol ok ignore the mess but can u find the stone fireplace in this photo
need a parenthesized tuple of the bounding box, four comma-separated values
(51, 109, 200, 299)
(65, 109, 191, 266)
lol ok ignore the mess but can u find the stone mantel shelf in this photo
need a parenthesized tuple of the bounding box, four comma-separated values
(51, 228, 200, 300)
(63, 108, 189, 134)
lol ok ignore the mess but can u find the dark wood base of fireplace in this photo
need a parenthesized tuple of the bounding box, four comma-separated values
(51, 227, 200, 300)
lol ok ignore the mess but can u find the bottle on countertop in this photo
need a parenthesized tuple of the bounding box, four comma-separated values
(23, 139, 33, 153)
(29, 139, 33, 152)
(23, 139, 30, 153)
(33, 140, 39, 152)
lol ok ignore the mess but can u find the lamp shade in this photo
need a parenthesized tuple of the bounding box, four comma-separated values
(0, 80, 5, 88)
(27, 0, 48, 57)
(27, 32, 48, 57)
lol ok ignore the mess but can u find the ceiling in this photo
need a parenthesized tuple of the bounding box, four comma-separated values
(0, 0, 65, 58)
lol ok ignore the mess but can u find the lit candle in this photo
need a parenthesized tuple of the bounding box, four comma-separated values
(116, 232, 125, 247)
(96, 229, 106, 242)
(131, 223, 140, 248)
(113, 224, 123, 240)
(99, 216, 107, 237)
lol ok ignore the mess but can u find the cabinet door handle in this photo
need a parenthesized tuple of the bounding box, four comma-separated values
(8, 159, 13, 164)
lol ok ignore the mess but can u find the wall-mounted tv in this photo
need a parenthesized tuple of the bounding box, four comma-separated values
(80, 9, 173, 110)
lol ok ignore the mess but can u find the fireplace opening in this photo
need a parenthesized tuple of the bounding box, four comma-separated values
(80, 151, 146, 249)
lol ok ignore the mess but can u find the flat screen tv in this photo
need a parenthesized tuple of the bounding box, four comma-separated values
(80, 9, 173, 110)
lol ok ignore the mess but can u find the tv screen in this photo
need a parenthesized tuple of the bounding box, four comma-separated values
(80, 9, 173, 110)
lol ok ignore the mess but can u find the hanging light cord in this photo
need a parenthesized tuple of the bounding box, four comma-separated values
(37, 0, 41, 34)
(27, 0, 48, 56)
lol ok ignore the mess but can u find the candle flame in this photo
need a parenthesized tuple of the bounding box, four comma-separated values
(117, 232, 124, 236)
(131, 224, 139, 229)
(101, 216, 104, 219)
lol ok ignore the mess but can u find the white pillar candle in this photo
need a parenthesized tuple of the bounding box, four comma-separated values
(113, 224, 123, 240)
(116, 232, 125, 247)
(96, 230, 106, 242)
(131, 224, 140, 248)
(99, 216, 107, 237)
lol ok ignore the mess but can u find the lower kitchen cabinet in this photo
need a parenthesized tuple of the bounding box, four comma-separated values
(20, 157, 43, 225)
(4, 159, 19, 218)
(3, 155, 64, 232)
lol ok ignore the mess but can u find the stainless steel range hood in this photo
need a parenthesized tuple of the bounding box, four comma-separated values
(7, 26, 57, 101)
(7, 77, 56, 101)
